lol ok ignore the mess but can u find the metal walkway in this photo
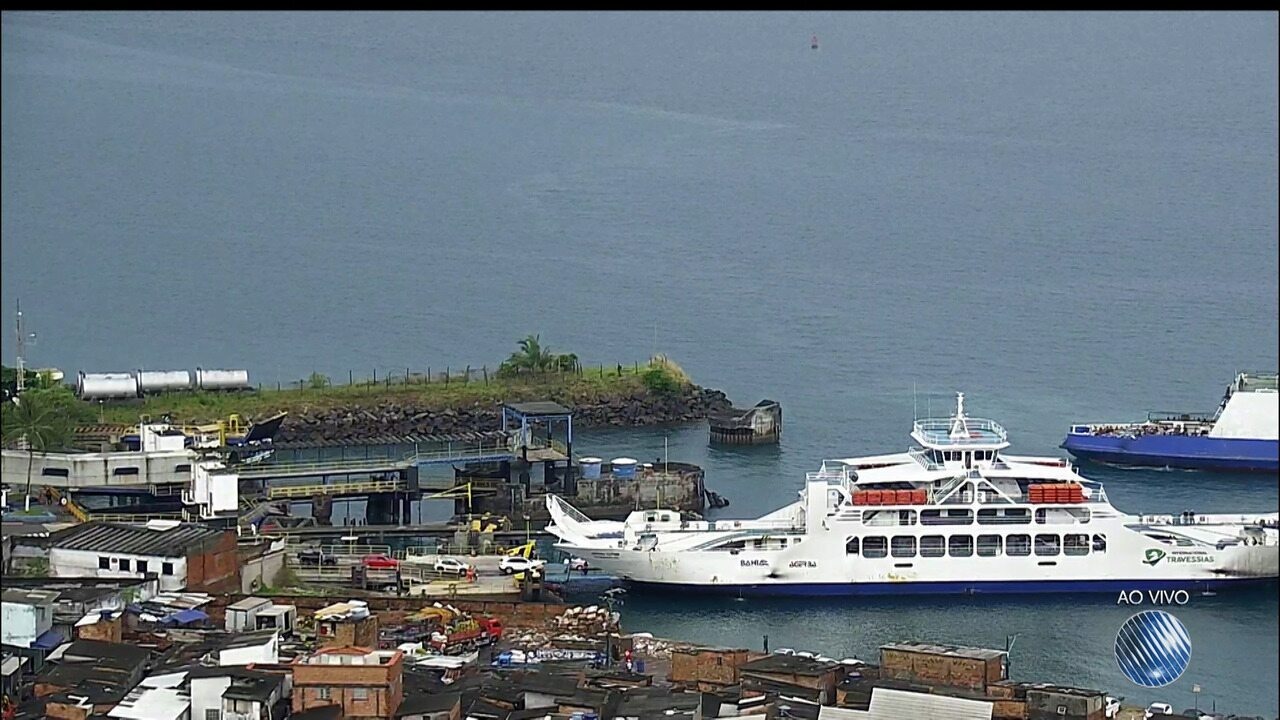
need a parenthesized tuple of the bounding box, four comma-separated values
(237, 441, 516, 481)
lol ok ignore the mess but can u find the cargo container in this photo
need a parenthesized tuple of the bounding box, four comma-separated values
(77, 372, 140, 400)
(195, 368, 251, 391)
(136, 369, 194, 394)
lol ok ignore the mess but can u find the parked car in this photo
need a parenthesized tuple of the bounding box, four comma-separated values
(434, 557, 471, 576)
(568, 557, 589, 571)
(361, 554, 400, 570)
(1144, 702, 1173, 718)
(1104, 696, 1122, 718)
(297, 548, 337, 566)
(498, 556, 547, 574)
(494, 556, 545, 571)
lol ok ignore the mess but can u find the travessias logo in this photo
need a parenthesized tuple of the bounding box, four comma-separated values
(1143, 549, 1167, 566)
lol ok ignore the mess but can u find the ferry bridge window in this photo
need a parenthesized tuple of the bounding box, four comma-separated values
(891, 536, 917, 558)
(1034, 534, 1061, 557)
(920, 535, 945, 557)
(948, 535, 973, 558)
(1006, 534, 1031, 556)
(1064, 534, 1090, 556)
(977, 534, 1002, 557)
(863, 537, 888, 558)
(1092, 534, 1107, 553)
(845, 537, 860, 555)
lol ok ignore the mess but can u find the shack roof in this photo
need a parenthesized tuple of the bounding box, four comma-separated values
(740, 654, 843, 676)
(48, 522, 225, 557)
(227, 596, 272, 612)
(107, 686, 190, 720)
(61, 639, 152, 666)
(504, 401, 572, 416)
(313, 599, 371, 620)
(223, 671, 284, 702)
(397, 691, 461, 717)
(1, 588, 61, 605)
(880, 642, 1006, 661)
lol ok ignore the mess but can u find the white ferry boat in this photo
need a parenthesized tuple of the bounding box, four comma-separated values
(546, 394, 1279, 596)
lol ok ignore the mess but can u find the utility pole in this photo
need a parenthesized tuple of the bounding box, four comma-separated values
(14, 300, 28, 394)
(601, 588, 625, 667)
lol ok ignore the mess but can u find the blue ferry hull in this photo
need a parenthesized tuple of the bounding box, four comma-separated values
(1061, 433, 1278, 473)
(630, 577, 1277, 597)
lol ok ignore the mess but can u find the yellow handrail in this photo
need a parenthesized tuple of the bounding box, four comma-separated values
(47, 487, 89, 523)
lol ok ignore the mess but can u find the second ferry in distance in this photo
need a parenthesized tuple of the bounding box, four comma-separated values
(1061, 372, 1278, 473)
(547, 394, 1278, 596)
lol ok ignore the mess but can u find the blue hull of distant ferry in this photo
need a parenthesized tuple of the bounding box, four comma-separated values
(628, 578, 1276, 597)
(1061, 433, 1278, 473)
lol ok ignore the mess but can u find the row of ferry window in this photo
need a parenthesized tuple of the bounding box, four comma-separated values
(860, 508, 1089, 526)
(845, 533, 1107, 558)
(936, 450, 997, 461)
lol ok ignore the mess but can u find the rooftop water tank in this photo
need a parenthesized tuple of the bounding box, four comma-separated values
(579, 457, 602, 480)
(611, 457, 637, 480)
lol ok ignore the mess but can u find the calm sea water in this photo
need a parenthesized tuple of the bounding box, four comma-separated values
(3, 12, 1277, 713)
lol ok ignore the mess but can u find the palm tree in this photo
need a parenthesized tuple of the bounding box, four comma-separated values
(2, 392, 74, 511)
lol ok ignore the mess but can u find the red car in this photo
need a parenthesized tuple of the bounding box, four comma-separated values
(361, 554, 400, 570)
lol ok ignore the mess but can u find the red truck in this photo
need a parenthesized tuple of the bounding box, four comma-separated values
(428, 616, 504, 653)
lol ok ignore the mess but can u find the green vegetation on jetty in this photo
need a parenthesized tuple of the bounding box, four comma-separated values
(71, 337, 697, 427)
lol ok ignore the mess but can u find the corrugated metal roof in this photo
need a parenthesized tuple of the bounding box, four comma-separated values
(820, 688, 993, 720)
(48, 522, 225, 557)
(881, 642, 1006, 661)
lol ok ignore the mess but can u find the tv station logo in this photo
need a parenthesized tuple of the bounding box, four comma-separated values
(1114, 610, 1192, 688)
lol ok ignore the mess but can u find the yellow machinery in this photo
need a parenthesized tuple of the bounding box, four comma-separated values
(505, 541, 535, 559)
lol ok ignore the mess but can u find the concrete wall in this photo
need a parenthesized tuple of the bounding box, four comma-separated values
(191, 675, 231, 720)
(1, 448, 194, 489)
(241, 550, 286, 594)
(219, 635, 278, 666)
(49, 547, 188, 592)
(1, 601, 51, 647)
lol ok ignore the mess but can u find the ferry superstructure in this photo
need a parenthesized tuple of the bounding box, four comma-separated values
(1061, 372, 1278, 473)
(546, 394, 1278, 596)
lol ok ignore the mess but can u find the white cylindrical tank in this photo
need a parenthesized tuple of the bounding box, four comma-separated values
(77, 372, 140, 400)
(136, 369, 194, 394)
(195, 368, 251, 391)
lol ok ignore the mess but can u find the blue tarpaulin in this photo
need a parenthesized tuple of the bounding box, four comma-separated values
(31, 629, 64, 650)
(161, 609, 208, 625)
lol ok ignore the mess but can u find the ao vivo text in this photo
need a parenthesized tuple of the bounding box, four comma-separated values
(1116, 589, 1190, 606)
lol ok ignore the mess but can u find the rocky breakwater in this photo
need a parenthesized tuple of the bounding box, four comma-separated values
(275, 386, 734, 446)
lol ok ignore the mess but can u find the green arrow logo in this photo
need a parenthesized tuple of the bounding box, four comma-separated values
(1143, 549, 1166, 566)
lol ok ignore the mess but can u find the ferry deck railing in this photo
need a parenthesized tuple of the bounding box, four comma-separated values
(912, 417, 1008, 445)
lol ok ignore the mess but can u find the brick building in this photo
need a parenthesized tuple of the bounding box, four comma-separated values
(292, 646, 404, 719)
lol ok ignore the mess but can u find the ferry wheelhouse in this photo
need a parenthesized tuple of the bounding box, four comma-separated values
(547, 394, 1278, 596)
